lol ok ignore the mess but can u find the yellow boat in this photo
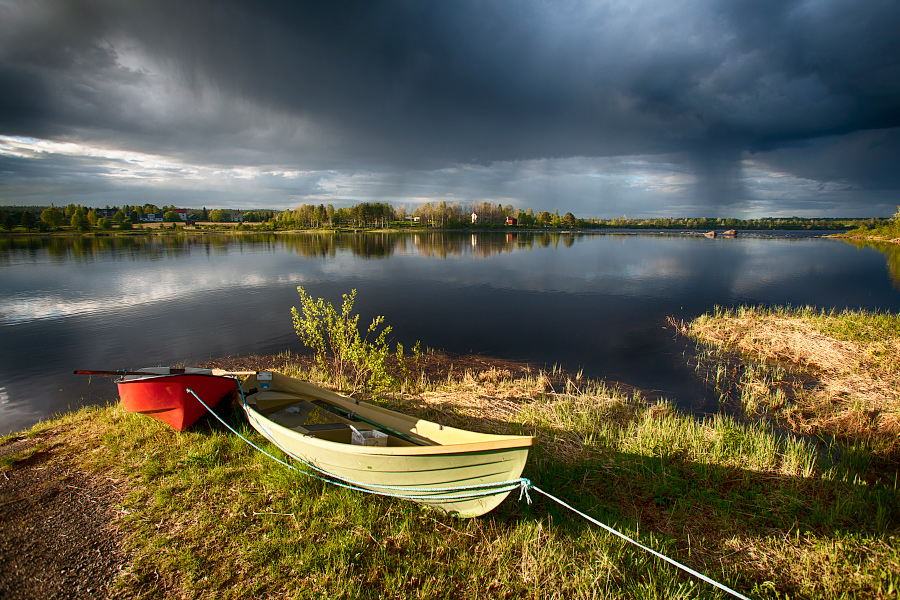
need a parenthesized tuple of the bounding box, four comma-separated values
(239, 371, 534, 517)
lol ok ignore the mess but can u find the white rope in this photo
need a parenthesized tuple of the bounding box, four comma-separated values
(191, 386, 749, 599)
(188, 388, 528, 502)
(245, 409, 525, 498)
(530, 486, 752, 600)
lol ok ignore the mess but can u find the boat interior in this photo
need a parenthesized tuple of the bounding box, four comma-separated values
(243, 389, 430, 447)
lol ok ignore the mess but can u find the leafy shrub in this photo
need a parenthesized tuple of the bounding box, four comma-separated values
(849, 205, 900, 238)
(291, 287, 418, 394)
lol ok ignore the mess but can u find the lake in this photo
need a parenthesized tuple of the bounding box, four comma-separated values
(2, 231, 898, 435)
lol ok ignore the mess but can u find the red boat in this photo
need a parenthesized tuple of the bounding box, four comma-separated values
(116, 367, 240, 430)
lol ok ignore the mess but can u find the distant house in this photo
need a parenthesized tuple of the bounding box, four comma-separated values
(143, 213, 163, 222)
(507, 217, 518, 226)
(471, 212, 478, 224)
(174, 209, 190, 220)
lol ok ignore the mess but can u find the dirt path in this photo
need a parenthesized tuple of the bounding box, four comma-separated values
(0, 434, 129, 599)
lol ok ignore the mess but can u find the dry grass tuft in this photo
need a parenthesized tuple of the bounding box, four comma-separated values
(678, 307, 900, 453)
(686, 312, 859, 373)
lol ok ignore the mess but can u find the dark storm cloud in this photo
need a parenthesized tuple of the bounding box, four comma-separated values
(1, 0, 899, 212)
(717, 0, 900, 139)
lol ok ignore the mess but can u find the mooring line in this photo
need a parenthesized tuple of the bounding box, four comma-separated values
(191, 386, 750, 599)
(188, 388, 526, 501)
(529, 485, 752, 600)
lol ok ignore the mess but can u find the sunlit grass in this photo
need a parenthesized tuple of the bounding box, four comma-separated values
(4, 330, 899, 598)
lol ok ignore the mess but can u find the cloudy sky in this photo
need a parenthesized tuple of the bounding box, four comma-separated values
(1, 0, 899, 218)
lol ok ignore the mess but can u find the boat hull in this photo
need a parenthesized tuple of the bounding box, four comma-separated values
(240, 372, 533, 517)
(118, 368, 238, 431)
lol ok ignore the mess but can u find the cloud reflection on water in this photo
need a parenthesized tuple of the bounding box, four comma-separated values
(1, 231, 898, 435)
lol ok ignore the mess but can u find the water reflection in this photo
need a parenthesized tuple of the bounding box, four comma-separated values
(2, 231, 899, 435)
(0, 231, 607, 264)
(5, 231, 898, 328)
(840, 239, 900, 289)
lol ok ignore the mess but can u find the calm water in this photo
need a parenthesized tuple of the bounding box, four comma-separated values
(2, 231, 899, 435)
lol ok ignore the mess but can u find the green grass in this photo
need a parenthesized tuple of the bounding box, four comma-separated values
(7, 341, 899, 599)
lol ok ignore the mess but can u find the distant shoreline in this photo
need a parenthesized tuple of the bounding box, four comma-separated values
(0, 225, 860, 239)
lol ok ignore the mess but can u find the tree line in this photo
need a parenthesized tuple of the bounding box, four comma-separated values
(1, 201, 892, 233)
(270, 201, 577, 229)
(0, 203, 211, 232)
(268, 201, 885, 231)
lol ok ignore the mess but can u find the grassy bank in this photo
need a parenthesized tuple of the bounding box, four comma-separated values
(3, 322, 900, 598)
(677, 306, 900, 458)
(840, 209, 900, 244)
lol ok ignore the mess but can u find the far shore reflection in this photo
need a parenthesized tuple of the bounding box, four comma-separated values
(842, 239, 900, 290)
(0, 228, 861, 264)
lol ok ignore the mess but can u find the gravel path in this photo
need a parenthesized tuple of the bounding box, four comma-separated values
(0, 434, 129, 599)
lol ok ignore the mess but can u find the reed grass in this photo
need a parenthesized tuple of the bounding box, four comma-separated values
(5, 334, 899, 598)
(676, 305, 900, 459)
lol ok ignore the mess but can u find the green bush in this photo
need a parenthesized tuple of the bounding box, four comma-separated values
(291, 287, 414, 394)
(850, 205, 900, 238)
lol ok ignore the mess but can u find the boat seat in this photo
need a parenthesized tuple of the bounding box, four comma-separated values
(302, 423, 353, 444)
(269, 400, 351, 431)
(304, 423, 352, 432)
(251, 391, 311, 414)
(269, 400, 318, 428)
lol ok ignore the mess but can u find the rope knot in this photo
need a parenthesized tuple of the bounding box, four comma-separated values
(517, 478, 533, 505)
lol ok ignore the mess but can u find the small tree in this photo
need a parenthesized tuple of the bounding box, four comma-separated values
(292, 287, 403, 394)
(163, 210, 180, 222)
(1, 210, 15, 231)
(71, 207, 89, 230)
(21, 211, 36, 231)
(40, 206, 64, 228)
(209, 209, 230, 222)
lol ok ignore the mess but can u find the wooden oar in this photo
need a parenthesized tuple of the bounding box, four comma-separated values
(211, 369, 257, 376)
(74, 369, 256, 377)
